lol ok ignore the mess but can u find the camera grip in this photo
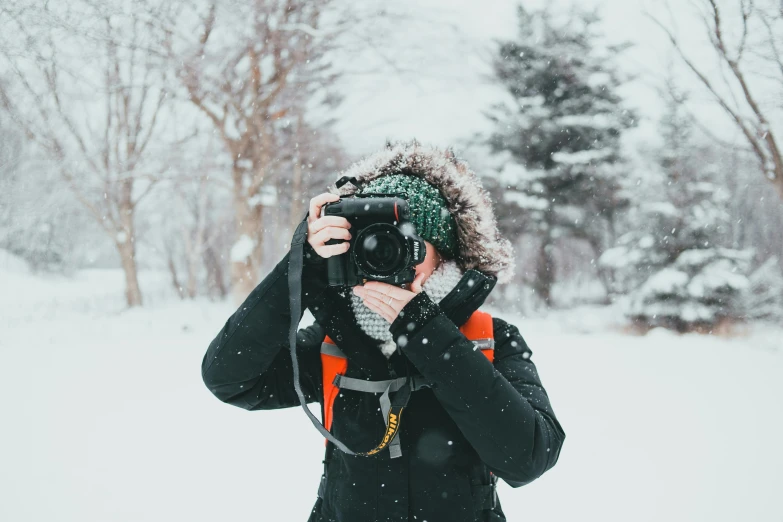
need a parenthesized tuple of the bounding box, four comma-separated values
(325, 238, 349, 287)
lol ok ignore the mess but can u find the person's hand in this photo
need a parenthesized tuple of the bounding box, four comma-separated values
(307, 193, 352, 258)
(352, 273, 427, 323)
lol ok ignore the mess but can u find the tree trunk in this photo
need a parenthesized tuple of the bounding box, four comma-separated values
(230, 162, 265, 303)
(771, 162, 783, 201)
(586, 236, 614, 304)
(185, 179, 209, 299)
(116, 182, 143, 307)
(230, 204, 263, 303)
(605, 208, 617, 248)
(203, 244, 228, 299)
(117, 238, 143, 307)
(533, 233, 555, 308)
(167, 250, 185, 300)
(186, 247, 201, 299)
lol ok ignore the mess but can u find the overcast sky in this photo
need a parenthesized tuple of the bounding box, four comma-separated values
(329, 0, 758, 158)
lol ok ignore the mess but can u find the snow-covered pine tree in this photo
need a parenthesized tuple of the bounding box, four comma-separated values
(599, 84, 696, 295)
(605, 86, 756, 333)
(485, 6, 636, 306)
(626, 247, 753, 333)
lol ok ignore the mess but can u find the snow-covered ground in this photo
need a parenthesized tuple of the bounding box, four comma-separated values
(1, 261, 781, 522)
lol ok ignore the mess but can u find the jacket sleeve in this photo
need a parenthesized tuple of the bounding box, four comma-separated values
(390, 292, 565, 486)
(201, 239, 328, 411)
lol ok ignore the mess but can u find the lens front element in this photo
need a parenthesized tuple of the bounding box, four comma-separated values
(354, 224, 409, 278)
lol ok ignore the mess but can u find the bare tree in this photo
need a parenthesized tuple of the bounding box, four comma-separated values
(0, 1, 175, 306)
(651, 0, 783, 199)
(162, 173, 229, 300)
(275, 107, 346, 241)
(162, 176, 210, 300)
(161, 0, 340, 301)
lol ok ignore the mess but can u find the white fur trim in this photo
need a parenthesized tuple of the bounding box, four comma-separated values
(332, 140, 515, 283)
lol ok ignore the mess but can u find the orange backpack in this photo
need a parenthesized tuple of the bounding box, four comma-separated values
(319, 310, 495, 455)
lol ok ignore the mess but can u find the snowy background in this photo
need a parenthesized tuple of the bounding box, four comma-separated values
(2, 255, 781, 522)
(2, 0, 783, 520)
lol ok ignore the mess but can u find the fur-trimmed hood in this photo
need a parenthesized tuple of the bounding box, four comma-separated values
(330, 140, 514, 284)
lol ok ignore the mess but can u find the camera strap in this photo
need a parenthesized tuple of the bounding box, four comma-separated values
(288, 215, 411, 458)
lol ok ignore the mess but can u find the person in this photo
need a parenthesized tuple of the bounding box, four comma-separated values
(201, 141, 565, 522)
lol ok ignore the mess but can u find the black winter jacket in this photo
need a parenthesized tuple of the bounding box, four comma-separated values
(201, 242, 565, 522)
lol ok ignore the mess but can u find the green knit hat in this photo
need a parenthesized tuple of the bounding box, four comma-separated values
(356, 174, 459, 258)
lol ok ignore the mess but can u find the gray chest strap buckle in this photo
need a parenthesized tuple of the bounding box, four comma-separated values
(331, 374, 434, 458)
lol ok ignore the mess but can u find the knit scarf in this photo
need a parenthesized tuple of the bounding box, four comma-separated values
(349, 260, 464, 358)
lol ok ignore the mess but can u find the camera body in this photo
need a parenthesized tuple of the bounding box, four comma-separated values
(322, 196, 427, 287)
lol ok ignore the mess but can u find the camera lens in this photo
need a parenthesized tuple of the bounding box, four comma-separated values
(354, 224, 409, 277)
(364, 234, 397, 268)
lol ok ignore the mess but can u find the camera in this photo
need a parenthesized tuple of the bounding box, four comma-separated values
(322, 196, 427, 287)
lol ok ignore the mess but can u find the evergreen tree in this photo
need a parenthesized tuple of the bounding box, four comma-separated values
(485, 6, 636, 306)
(601, 87, 755, 332)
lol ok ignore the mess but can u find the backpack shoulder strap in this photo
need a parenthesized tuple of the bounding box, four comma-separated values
(459, 310, 495, 363)
(320, 336, 348, 436)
